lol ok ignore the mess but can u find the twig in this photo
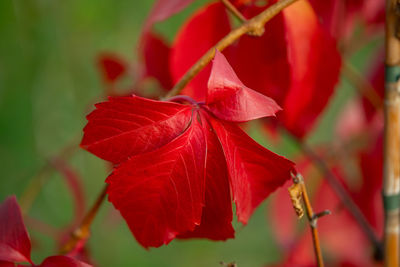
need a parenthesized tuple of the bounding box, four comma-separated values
(60, 184, 109, 254)
(221, 0, 247, 23)
(283, 130, 383, 256)
(342, 60, 382, 110)
(164, 0, 299, 98)
(383, 1, 400, 266)
(299, 140, 383, 256)
(290, 173, 327, 267)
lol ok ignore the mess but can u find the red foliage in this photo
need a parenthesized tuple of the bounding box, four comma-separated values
(81, 51, 294, 248)
(97, 53, 127, 84)
(169, 0, 341, 138)
(0, 197, 91, 267)
(170, 2, 231, 100)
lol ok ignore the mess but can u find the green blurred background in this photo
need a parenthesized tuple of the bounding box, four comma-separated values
(0, 0, 381, 266)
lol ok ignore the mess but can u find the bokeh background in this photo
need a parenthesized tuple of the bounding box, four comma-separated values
(0, 0, 382, 266)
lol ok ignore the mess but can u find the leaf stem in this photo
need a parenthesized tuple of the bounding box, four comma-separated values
(221, 0, 247, 23)
(163, 0, 299, 99)
(60, 184, 109, 254)
(291, 173, 326, 267)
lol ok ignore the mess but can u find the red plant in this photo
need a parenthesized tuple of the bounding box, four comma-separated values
(0, 196, 91, 267)
(81, 51, 294, 248)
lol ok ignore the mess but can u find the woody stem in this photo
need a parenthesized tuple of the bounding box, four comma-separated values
(294, 136, 383, 256)
(221, 0, 247, 22)
(292, 173, 325, 267)
(60, 184, 108, 254)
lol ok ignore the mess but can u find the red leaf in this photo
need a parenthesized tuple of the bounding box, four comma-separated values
(358, 133, 384, 235)
(141, 32, 173, 91)
(209, 118, 294, 223)
(0, 196, 32, 264)
(38, 256, 91, 267)
(0, 262, 14, 267)
(281, 0, 341, 138)
(106, 115, 206, 248)
(207, 50, 281, 122)
(81, 96, 192, 164)
(178, 111, 234, 240)
(231, 7, 290, 108)
(97, 54, 126, 83)
(82, 54, 295, 247)
(144, 0, 195, 30)
(170, 2, 231, 100)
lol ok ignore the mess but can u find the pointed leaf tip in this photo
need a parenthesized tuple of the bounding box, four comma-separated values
(0, 196, 32, 264)
(207, 50, 282, 122)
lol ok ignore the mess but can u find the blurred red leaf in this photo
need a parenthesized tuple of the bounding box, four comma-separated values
(144, 0, 195, 31)
(0, 196, 32, 264)
(0, 197, 91, 267)
(170, 2, 231, 100)
(38, 256, 91, 267)
(97, 53, 127, 84)
(141, 32, 173, 90)
(82, 52, 294, 247)
(357, 133, 384, 236)
(280, 0, 341, 138)
(169, 0, 341, 138)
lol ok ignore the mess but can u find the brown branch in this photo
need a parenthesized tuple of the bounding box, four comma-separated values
(221, 0, 247, 23)
(60, 184, 109, 254)
(383, 1, 400, 266)
(164, 0, 299, 99)
(342, 60, 383, 111)
(290, 173, 327, 267)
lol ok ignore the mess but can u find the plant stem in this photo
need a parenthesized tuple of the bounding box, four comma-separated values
(221, 0, 247, 23)
(384, 1, 400, 266)
(164, 0, 299, 99)
(342, 60, 383, 110)
(60, 184, 109, 254)
(291, 173, 325, 267)
(284, 131, 383, 256)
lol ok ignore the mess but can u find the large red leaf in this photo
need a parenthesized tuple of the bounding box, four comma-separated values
(179, 110, 234, 240)
(281, 0, 341, 138)
(38, 256, 91, 267)
(81, 96, 192, 164)
(209, 118, 294, 224)
(206, 50, 281, 122)
(170, 2, 231, 100)
(82, 52, 296, 248)
(106, 115, 206, 248)
(0, 196, 32, 264)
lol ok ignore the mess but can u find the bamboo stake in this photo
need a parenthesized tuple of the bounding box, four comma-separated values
(384, 1, 400, 266)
